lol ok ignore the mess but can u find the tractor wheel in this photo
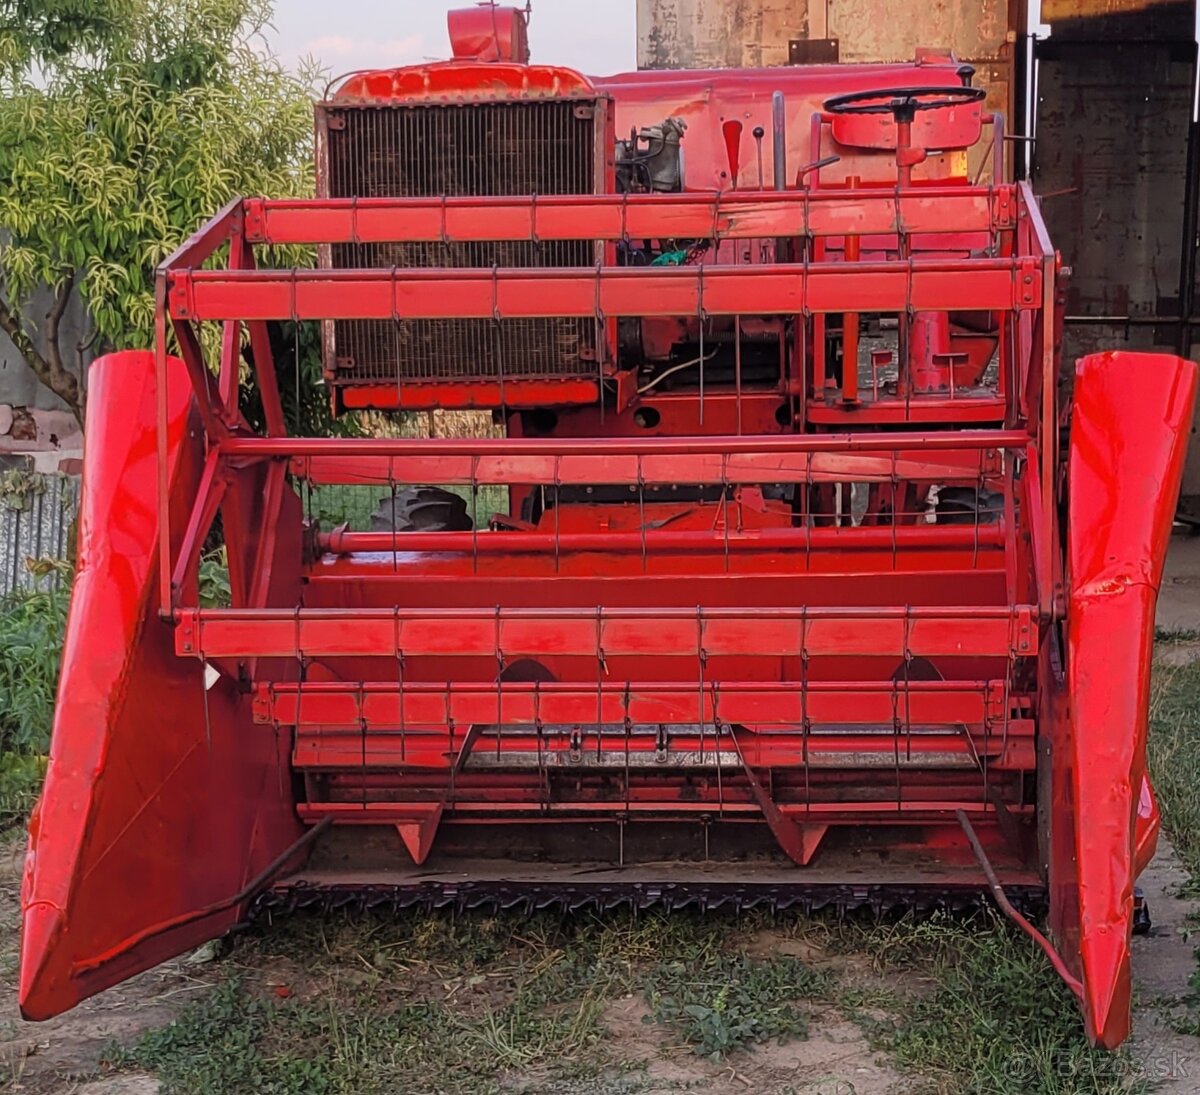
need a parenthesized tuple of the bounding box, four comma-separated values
(370, 487, 473, 533)
(935, 486, 1004, 525)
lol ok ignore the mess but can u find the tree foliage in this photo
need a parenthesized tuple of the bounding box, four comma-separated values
(0, 0, 316, 419)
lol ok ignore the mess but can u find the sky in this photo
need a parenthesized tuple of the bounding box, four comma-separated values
(265, 0, 638, 80)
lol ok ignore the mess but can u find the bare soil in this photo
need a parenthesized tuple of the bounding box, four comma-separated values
(597, 993, 914, 1095)
(0, 828, 915, 1094)
(0, 837, 196, 1094)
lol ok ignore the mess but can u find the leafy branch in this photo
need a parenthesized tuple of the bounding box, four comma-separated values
(0, 0, 318, 422)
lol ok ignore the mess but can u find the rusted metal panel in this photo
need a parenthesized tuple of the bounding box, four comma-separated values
(1034, 41, 1192, 351)
(789, 38, 839, 64)
(638, 0, 813, 70)
(829, 0, 1008, 65)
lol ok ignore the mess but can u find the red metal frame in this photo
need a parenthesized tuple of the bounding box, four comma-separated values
(19, 37, 1198, 1056)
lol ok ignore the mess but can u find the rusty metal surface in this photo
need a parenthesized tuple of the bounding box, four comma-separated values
(1044, 0, 1180, 15)
(1035, 41, 1192, 342)
(1041, 0, 1191, 32)
(789, 38, 839, 64)
(638, 0, 814, 70)
(1032, 2, 1198, 501)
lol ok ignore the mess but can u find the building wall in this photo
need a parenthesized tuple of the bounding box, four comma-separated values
(637, 0, 1012, 71)
(636, 0, 1016, 177)
(0, 284, 90, 470)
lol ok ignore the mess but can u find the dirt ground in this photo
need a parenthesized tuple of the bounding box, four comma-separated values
(1156, 534, 1200, 635)
(2, 841, 1199, 1095)
(0, 835, 916, 1094)
(598, 992, 913, 1095)
(1129, 840, 1200, 1095)
(0, 837, 191, 1094)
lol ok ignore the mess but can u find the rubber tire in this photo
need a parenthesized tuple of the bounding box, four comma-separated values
(935, 486, 1004, 526)
(370, 487, 473, 533)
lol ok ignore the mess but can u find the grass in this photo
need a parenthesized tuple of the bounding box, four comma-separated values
(844, 915, 1146, 1095)
(1154, 627, 1200, 645)
(98, 905, 1150, 1095)
(644, 952, 827, 1059)
(1149, 657, 1200, 880)
(1147, 656, 1200, 1039)
(107, 910, 832, 1094)
(0, 581, 68, 827)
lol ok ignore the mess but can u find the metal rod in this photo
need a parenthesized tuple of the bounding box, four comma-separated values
(187, 603, 1027, 624)
(317, 524, 1006, 556)
(227, 428, 1028, 458)
(1065, 314, 1200, 327)
(956, 810, 1084, 998)
(247, 187, 1014, 244)
(772, 92, 787, 190)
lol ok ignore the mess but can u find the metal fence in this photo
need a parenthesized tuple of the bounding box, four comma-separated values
(0, 471, 79, 596)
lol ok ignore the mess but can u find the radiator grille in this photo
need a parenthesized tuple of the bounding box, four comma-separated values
(323, 101, 599, 386)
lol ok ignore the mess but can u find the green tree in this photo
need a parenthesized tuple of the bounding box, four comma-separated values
(0, 0, 316, 421)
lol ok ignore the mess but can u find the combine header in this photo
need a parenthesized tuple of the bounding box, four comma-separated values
(20, 6, 1196, 1048)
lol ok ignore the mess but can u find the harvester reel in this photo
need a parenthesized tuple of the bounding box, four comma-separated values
(18, 27, 1198, 1058)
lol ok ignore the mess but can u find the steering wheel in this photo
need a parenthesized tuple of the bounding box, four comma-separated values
(823, 86, 986, 124)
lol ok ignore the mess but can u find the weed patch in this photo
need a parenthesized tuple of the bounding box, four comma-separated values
(0, 583, 68, 826)
(849, 914, 1145, 1095)
(106, 909, 832, 1093)
(1149, 658, 1200, 879)
(643, 952, 826, 1058)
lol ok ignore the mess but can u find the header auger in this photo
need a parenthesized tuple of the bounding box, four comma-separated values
(20, 6, 1197, 1048)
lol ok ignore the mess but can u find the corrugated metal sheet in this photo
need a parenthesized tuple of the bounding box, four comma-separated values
(0, 473, 78, 595)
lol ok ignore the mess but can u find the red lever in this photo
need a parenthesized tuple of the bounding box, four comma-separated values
(722, 119, 743, 189)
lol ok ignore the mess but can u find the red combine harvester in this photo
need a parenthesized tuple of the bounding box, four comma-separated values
(19, 6, 1197, 1047)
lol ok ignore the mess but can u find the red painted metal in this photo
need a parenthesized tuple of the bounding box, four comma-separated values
(18, 353, 302, 1020)
(1057, 350, 1197, 1048)
(242, 189, 1015, 246)
(447, 5, 529, 64)
(329, 63, 592, 104)
(168, 257, 1041, 323)
(18, 13, 1194, 1050)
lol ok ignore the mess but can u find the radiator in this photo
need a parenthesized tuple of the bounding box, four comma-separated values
(318, 99, 606, 387)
